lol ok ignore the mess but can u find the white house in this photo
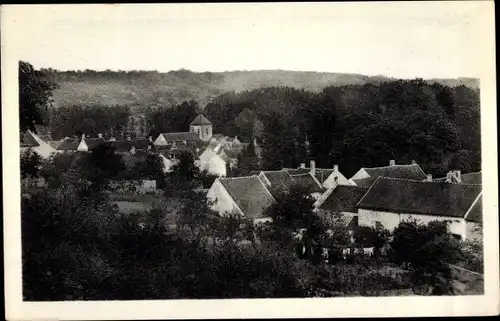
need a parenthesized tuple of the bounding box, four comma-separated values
(355, 176, 483, 241)
(158, 153, 178, 173)
(350, 160, 428, 188)
(199, 147, 228, 176)
(206, 175, 275, 222)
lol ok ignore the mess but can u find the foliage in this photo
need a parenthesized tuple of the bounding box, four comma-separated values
(144, 100, 199, 139)
(48, 105, 131, 140)
(21, 149, 42, 180)
(391, 220, 463, 295)
(130, 154, 166, 186)
(170, 152, 199, 181)
(19, 61, 58, 133)
(233, 141, 260, 176)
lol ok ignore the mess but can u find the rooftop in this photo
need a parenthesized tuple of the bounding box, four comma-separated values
(318, 185, 369, 213)
(190, 114, 212, 126)
(357, 177, 482, 219)
(218, 176, 275, 219)
(352, 164, 427, 188)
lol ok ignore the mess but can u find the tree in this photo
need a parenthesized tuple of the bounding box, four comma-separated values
(234, 142, 260, 176)
(21, 149, 42, 180)
(19, 61, 58, 133)
(171, 152, 199, 181)
(391, 220, 462, 295)
(131, 154, 165, 186)
(77, 143, 126, 190)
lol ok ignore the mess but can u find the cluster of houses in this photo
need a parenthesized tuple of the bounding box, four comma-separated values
(21, 114, 483, 242)
(206, 160, 482, 241)
(20, 114, 249, 178)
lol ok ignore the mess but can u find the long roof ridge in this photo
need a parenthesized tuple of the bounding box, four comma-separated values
(362, 164, 420, 170)
(355, 176, 383, 207)
(219, 174, 260, 180)
(161, 131, 194, 135)
(377, 176, 482, 186)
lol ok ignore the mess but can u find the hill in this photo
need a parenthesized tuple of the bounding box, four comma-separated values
(47, 69, 479, 109)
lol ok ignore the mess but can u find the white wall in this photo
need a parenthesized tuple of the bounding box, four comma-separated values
(358, 208, 468, 239)
(323, 170, 354, 188)
(206, 179, 242, 216)
(190, 125, 212, 141)
(199, 149, 227, 176)
(76, 140, 88, 152)
(154, 134, 168, 146)
(350, 168, 369, 180)
(159, 154, 177, 173)
(30, 131, 57, 159)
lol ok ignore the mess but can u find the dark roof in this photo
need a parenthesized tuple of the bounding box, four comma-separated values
(160, 132, 202, 143)
(300, 168, 336, 183)
(57, 138, 79, 151)
(84, 138, 106, 149)
(257, 170, 296, 198)
(20, 131, 40, 148)
(110, 139, 154, 152)
(288, 173, 323, 194)
(218, 176, 275, 219)
(357, 177, 483, 218)
(353, 164, 427, 188)
(466, 195, 482, 223)
(319, 185, 369, 213)
(461, 172, 482, 184)
(190, 114, 212, 126)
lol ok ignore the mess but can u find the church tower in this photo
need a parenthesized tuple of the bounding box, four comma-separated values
(189, 114, 213, 141)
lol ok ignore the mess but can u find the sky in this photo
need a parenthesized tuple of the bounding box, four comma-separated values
(2, 2, 493, 79)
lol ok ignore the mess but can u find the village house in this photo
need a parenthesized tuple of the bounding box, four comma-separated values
(314, 184, 369, 230)
(56, 137, 80, 153)
(284, 161, 324, 199)
(21, 130, 57, 159)
(206, 175, 276, 223)
(76, 134, 106, 152)
(199, 146, 228, 176)
(249, 170, 297, 199)
(109, 136, 156, 155)
(355, 176, 482, 241)
(285, 163, 353, 189)
(154, 132, 202, 146)
(349, 160, 428, 188)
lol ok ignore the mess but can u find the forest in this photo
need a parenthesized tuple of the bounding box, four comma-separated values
(44, 81, 480, 178)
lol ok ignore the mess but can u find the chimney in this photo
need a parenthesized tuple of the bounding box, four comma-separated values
(109, 136, 116, 142)
(389, 160, 396, 166)
(446, 171, 453, 183)
(300, 163, 306, 169)
(127, 136, 131, 141)
(98, 133, 103, 139)
(455, 170, 462, 183)
(426, 174, 432, 182)
(81, 134, 86, 140)
(333, 164, 339, 172)
(130, 146, 136, 155)
(411, 160, 417, 165)
(310, 160, 316, 176)
(64, 136, 69, 140)
(147, 145, 151, 150)
(148, 136, 153, 142)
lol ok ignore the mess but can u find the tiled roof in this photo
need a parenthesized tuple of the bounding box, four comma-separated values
(288, 173, 323, 194)
(190, 114, 212, 126)
(160, 132, 202, 142)
(57, 138, 79, 151)
(318, 185, 369, 213)
(357, 177, 482, 219)
(20, 131, 40, 148)
(353, 164, 427, 188)
(212, 133, 224, 140)
(284, 168, 310, 175)
(257, 170, 296, 198)
(461, 172, 482, 184)
(110, 139, 155, 152)
(218, 176, 275, 219)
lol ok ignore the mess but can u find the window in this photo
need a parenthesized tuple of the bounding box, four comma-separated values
(452, 234, 462, 241)
(206, 128, 209, 135)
